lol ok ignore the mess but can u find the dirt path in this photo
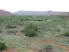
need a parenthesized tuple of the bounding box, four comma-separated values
(2, 39, 69, 52)
(16, 26, 24, 35)
(2, 25, 7, 34)
(2, 48, 22, 52)
(29, 39, 69, 51)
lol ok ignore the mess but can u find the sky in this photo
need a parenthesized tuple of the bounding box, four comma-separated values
(0, 0, 69, 12)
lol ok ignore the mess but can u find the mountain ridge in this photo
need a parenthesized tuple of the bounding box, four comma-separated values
(13, 10, 69, 16)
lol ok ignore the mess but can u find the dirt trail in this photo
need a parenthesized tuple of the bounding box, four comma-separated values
(2, 25, 7, 34)
(2, 48, 15, 52)
(29, 39, 69, 51)
(16, 26, 23, 35)
(2, 48, 22, 52)
(2, 39, 69, 52)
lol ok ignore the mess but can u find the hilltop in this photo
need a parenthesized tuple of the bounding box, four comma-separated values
(0, 10, 12, 15)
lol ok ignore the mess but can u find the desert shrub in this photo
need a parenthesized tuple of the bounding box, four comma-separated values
(37, 19, 43, 21)
(38, 45, 53, 52)
(6, 25, 17, 28)
(0, 27, 2, 33)
(62, 32, 69, 37)
(7, 30, 18, 35)
(44, 45, 53, 52)
(23, 23, 39, 37)
(0, 30, 2, 33)
(0, 42, 7, 51)
(25, 30, 37, 37)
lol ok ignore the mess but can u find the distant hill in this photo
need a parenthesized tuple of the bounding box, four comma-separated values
(14, 11, 55, 15)
(14, 10, 69, 16)
(0, 10, 12, 15)
(0, 10, 68, 16)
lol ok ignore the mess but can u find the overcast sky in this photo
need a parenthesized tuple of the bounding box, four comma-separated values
(0, 0, 69, 12)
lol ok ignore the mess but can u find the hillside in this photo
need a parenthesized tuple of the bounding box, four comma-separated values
(0, 15, 69, 52)
(0, 10, 12, 15)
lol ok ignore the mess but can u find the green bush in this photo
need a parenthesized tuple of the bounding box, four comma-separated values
(45, 45, 53, 51)
(0, 42, 7, 51)
(0, 30, 2, 33)
(23, 23, 39, 37)
(6, 25, 17, 28)
(25, 29, 37, 37)
(0, 27, 2, 33)
(62, 32, 69, 37)
(7, 30, 18, 35)
(38, 44, 53, 52)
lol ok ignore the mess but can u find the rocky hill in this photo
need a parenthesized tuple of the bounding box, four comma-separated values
(0, 10, 12, 15)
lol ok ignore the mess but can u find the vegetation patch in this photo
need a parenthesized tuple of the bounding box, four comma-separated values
(62, 32, 69, 37)
(7, 30, 18, 35)
(0, 30, 2, 33)
(6, 25, 17, 28)
(0, 42, 7, 51)
(23, 23, 39, 37)
(38, 44, 53, 52)
(0, 15, 68, 52)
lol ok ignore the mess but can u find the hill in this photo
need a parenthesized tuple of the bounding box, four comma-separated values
(14, 10, 54, 15)
(14, 10, 69, 16)
(0, 10, 12, 15)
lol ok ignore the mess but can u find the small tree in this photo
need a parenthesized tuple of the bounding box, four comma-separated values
(0, 42, 7, 51)
(23, 23, 39, 37)
(62, 32, 69, 37)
